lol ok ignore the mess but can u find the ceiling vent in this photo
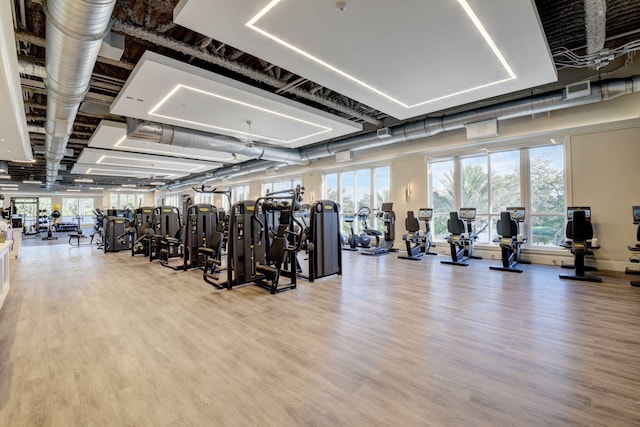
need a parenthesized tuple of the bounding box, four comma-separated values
(465, 119, 498, 141)
(377, 128, 392, 139)
(564, 80, 591, 100)
(335, 150, 353, 163)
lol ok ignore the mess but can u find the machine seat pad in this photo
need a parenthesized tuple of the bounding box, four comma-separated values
(256, 264, 278, 276)
(163, 237, 180, 245)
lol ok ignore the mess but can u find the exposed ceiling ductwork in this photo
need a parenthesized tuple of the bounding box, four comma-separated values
(126, 119, 308, 165)
(42, 0, 116, 188)
(165, 75, 640, 189)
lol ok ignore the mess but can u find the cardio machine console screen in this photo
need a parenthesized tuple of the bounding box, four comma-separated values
(505, 207, 525, 221)
(459, 207, 476, 220)
(418, 208, 433, 220)
(633, 206, 640, 224)
(567, 206, 591, 221)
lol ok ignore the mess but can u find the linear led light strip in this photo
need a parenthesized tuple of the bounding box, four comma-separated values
(97, 154, 208, 173)
(86, 167, 179, 179)
(149, 84, 332, 144)
(114, 136, 234, 162)
(247, 0, 516, 109)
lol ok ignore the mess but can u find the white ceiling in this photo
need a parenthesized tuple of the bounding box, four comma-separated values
(111, 51, 362, 148)
(174, 0, 557, 120)
(88, 120, 251, 163)
(0, 0, 32, 162)
(71, 147, 220, 180)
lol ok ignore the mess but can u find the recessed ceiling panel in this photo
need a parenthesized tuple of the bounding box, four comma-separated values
(111, 51, 362, 148)
(88, 120, 250, 163)
(174, 0, 557, 119)
(71, 147, 220, 179)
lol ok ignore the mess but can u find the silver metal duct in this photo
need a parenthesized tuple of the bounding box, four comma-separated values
(165, 76, 640, 189)
(127, 119, 308, 165)
(166, 159, 282, 190)
(42, 0, 116, 188)
(300, 76, 640, 161)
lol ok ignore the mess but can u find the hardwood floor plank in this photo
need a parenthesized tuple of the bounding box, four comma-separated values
(0, 246, 639, 426)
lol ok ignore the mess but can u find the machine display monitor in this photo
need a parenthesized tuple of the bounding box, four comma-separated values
(505, 207, 526, 221)
(633, 206, 640, 224)
(567, 206, 591, 221)
(459, 207, 476, 220)
(418, 208, 433, 220)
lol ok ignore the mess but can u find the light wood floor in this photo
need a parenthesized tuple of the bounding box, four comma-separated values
(0, 245, 639, 426)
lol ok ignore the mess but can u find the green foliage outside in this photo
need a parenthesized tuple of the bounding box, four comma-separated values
(431, 153, 565, 245)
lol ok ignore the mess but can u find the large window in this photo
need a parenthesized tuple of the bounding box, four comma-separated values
(230, 184, 250, 207)
(62, 198, 95, 225)
(164, 194, 180, 208)
(322, 166, 391, 235)
(110, 193, 145, 210)
(429, 144, 565, 247)
(529, 145, 565, 246)
(431, 160, 455, 239)
(262, 178, 302, 195)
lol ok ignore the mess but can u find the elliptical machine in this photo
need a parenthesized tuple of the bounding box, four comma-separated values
(361, 203, 396, 256)
(490, 207, 530, 273)
(342, 207, 372, 250)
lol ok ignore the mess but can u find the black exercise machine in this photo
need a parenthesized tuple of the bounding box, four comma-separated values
(490, 207, 530, 273)
(398, 211, 422, 260)
(193, 185, 232, 250)
(441, 207, 481, 266)
(204, 186, 305, 294)
(161, 204, 221, 271)
(361, 203, 396, 256)
(342, 207, 373, 250)
(103, 216, 130, 253)
(625, 205, 640, 287)
(130, 207, 154, 256)
(149, 206, 182, 262)
(398, 208, 437, 261)
(297, 200, 342, 281)
(559, 206, 602, 282)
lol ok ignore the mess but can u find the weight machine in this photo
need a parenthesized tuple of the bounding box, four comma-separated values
(148, 206, 182, 262)
(161, 204, 221, 271)
(297, 200, 342, 281)
(203, 186, 305, 294)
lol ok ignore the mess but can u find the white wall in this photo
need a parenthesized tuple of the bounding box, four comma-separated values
(568, 127, 640, 270)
